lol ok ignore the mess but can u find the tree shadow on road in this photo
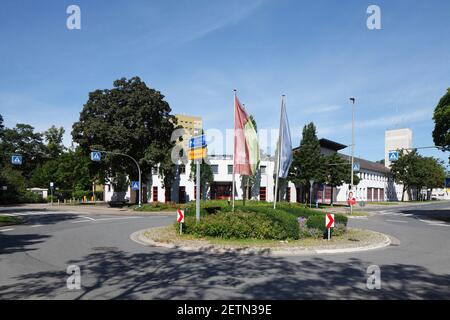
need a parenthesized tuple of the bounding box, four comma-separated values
(0, 247, 449, 300)
(0, 233, 51, 255)
(399, 209, 450, 223)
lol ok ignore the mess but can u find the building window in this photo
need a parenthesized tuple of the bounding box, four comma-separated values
(259, 187, 267, 201)
(152, 167, 158, 175)
(179, 164, 186, 174)
(260, 166, 267, 174)
(152, 186, 158, 202)
(211, 165, 219, 174)
(228, 165, 233, 174)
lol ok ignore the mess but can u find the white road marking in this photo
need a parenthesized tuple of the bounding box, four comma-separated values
(0, 228, 15, 232)
(79, 216, 96, 221)
(71, 216, 141, 224)
(386, 219, 408, 223)
(30, 224, 44, 228)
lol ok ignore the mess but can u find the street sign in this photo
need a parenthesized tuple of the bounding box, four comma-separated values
(90, 151, 101, 162)
(188, 147, 206, 160)
(326, 213, 335, 229)
(353, 162, 360, 172)
(189, 135, 206, 149)
(11, 155, 22, 165)
(131, 181, 140, 191)
(388, 151, 399, 162)
(177, 209, 185, 223)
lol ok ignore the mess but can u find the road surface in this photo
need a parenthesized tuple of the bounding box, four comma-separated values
(0, 201, 449, 299)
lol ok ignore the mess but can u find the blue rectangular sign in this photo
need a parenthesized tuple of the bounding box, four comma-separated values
(90, 151, 101, 162)
(353, 163, 360, 172)
(11, 155, 22, 165)
(189, 135, 206, 149)
(388, 151, 399, 162)
(131, 181, 140, 191)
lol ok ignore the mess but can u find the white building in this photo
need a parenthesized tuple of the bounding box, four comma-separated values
(104, 138, 405, 204)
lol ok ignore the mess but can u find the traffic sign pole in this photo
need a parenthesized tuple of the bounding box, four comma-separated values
(196, 160, 200, 223)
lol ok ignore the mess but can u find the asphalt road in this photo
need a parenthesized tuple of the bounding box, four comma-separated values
(0, 201, 449, 299)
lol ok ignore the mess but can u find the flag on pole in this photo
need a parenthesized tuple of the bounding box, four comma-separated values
(276, 98, 293, 178)
(234, 95, 260, 175)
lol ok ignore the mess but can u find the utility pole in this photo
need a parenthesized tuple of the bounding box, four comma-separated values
(349, 97, 356, 215)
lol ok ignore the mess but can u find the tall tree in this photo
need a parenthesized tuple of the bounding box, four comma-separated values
(72, 77, 177, 202)
(44, 125, 66, 158)
(323, 153, 359, 205)
(432, 88, 450, 153)
(1, 123, 46, 182)
(288, 122, 324, 202)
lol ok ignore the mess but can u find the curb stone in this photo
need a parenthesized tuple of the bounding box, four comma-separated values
(130, 228, 395, 257)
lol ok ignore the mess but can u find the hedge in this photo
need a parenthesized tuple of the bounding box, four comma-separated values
(182, 209, 300, 240)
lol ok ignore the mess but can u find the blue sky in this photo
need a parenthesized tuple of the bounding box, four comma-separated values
(0, 0, 449, 165)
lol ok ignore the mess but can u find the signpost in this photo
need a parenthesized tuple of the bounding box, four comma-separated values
(11, 155, 22, 165)
(177, 209, 185, 234)
(309, 179, 314, 208)
(189, 135, 207, 223)
(388, 151, 399, 162)
(325, 213, 335, 241)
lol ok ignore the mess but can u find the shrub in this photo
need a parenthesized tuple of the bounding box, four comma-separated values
(183, 209, 300, 240)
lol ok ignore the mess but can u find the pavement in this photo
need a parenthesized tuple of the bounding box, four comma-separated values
(0, 201, 449, 299)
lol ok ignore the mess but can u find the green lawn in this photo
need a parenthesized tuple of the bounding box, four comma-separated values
(0, 216, 23, 226)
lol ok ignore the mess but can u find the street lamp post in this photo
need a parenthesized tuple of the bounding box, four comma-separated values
(349, 97, 356, 215)
(92, 150, 142, 208)
(309, 179, 315, 208)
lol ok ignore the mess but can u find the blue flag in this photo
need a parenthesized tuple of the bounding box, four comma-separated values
(277, 100, 293, 178)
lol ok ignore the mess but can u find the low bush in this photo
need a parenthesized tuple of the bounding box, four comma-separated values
(183, 209, 300, 240)
(306, 213, 348, 234)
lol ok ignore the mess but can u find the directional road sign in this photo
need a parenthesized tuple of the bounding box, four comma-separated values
(189, 135, 206, 149)
(388, 151, 399, 162)
(325, 213, 335, 229)
(188, 147, 206, 160)
(177, 209, 185, 223)
(90, 151, 101, 162)
(353, 162, 360, 172)
(131, 181, 140, 191)
(11, 155, 22, 165)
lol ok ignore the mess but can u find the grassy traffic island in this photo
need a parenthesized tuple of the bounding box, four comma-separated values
(0, 215, 24, 227)
(137, 201, 390, 255)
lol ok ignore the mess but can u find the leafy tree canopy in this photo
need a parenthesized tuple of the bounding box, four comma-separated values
(71, 77, 177, 181)
(432, 88, 450, 152)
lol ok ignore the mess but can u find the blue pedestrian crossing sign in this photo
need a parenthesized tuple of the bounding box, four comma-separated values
(11, 155, 22, 165)
(353, 163, 360, 172)
(388, 151, 399, 162)
(90, 151, 102, 162)
(189, 135, 206, 149)
(131, 181, 140, 191)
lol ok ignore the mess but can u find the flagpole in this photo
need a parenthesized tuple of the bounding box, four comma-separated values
(273, 95, 284, 209)
(232, 89, 236, 211)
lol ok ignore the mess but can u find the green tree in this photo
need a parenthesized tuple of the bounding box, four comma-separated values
(323, 153, 359, 205)
(44, 125, 66, 158)
(71, 77, 177, 203)
(1, 123, 46, 182)
(288, 122, 324, 202)
(190, 159, 214, 200)
(432, 88, 450, 153)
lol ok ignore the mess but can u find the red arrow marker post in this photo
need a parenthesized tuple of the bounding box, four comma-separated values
(177, 209, 185, 234)
(325, 213, 335, 241)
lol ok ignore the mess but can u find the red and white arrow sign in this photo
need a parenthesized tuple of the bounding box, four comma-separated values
(325, 213, 335, 229)
(177, 209, 185, 223)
